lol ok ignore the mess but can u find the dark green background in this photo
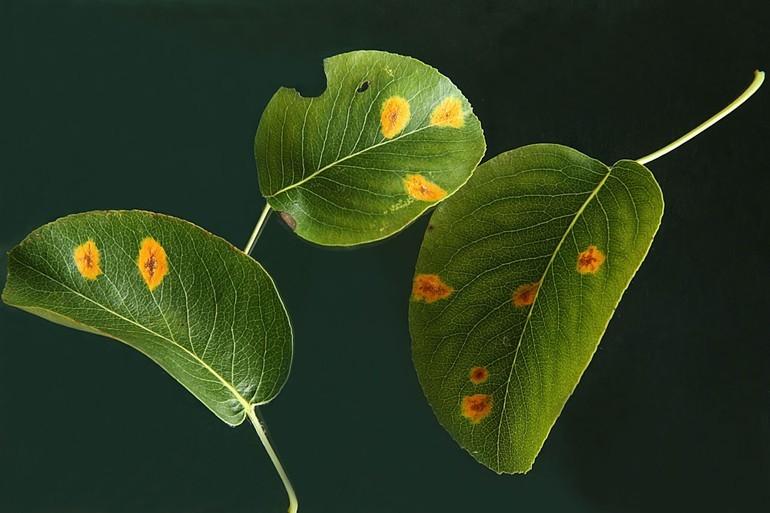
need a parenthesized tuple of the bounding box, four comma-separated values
(1, 1, 768, 512)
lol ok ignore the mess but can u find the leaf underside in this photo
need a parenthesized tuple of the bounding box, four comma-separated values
(255, 50, 486, 246)
(409, 144, 664, 473)
(2, 211, 292, 426)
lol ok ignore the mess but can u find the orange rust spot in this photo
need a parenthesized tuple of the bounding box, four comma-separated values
(512, 281, 540, 308)
(461, 394, 493, 423)
(430, 96, 465, 128)
(137, 237, 168, 291)
(576, 245, 605, 275)
(73, 239, 102, 280)
(469, 366, 489, 385)
(380, 96, 410, 139)
(412, 274, 453, 303)
(404, 174, 447, 202)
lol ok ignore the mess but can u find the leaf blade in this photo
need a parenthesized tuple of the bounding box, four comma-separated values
(255, 50, 486, 246)
(2, 210, 292, 425)
(409, 144, 664, 472)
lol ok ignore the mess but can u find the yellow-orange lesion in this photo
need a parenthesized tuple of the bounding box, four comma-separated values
(512, 281, 540, 308)
(430, 96, 465, 128)
(412, 273, 454, 303)
(461, 393, 493, 423)
(403, 174, 447, 202)
(576, 245, 605, 275)
(73, 239, 103, 280)
(469, 366, 489, 385)
(137, 237, 168, 291)
(380, 96, 411, 139)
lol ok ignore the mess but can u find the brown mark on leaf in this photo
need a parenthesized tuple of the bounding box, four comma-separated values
(512, 281, 540, 308)
(356, 80, 369, 93)
(380, 96, 410, 139)
(412, 274, 454, 303)
(137, 237, 168, 291)
(73, 239, 103, 280)
(461, 394, 492, 423)
(404, 174, 447, 202)
(576, 245, 605, 275)
(280, 211, 297, 231)
(469, 366, 489, 385)
(430, 96, 465, 128)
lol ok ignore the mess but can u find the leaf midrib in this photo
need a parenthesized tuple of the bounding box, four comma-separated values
(494, 162, 613, 469)
(265, 124, 432, 198)
(9, 253, 253, 417)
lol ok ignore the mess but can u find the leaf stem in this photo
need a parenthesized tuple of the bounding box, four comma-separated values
(242, 202, 296, 511)
(247, 405, 299, 513)
(244, 203, 273, 256)
(636, 70, 764, 165)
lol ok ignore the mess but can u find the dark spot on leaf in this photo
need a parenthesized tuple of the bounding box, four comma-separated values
(412, 274, 453, 303)
(461, 394, 492, 423)
(144, 253, 157, 278)
(469, 366, 489, 384)
(512, 281, 540, 308)
(357, 80, 369, 93)
(577, 245, 605, 274)
(280, 212, 297, 231)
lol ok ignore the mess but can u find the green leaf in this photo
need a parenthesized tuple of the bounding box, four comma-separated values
(255, 50, 486, 246)
(2, 211, 292, 426)
(409, 144, 664, 473)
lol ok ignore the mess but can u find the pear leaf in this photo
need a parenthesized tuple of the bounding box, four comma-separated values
(255, 50, 486, 246)
(2, 210, 292, 425)
(409, 144, 664, 473)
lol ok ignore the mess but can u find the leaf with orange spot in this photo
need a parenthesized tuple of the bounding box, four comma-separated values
(461, 394, 493, 423)
(255, 50, 485, 246)
(2, 211, 293, 426)
(410, 144, 664, 473)
(576, 245, 606, 274)
(404, 174, 447, 202)
(412, 273, 454, 303)
(512, 281, 539, 308)
(469, 366, 489, 384)
(430, 96, 465, 128)
(380, 96, 411, 138)
(137, 237, 168, 291)
(73, 239, 103, 280)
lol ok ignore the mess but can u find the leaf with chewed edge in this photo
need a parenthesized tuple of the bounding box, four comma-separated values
(255, 50, 486, 246)
(410, 144, 664, 473)
(2, 210, 292, 426)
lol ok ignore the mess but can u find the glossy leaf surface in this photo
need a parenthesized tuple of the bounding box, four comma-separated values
(255, 50, 486, 246)
(410, 144, 664, 472)
(2, 211, 292, 425)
